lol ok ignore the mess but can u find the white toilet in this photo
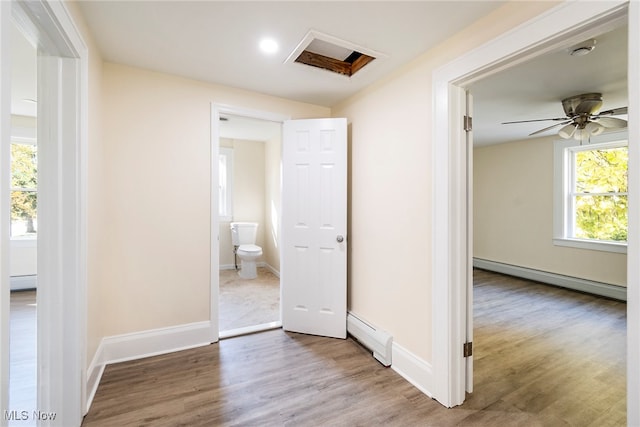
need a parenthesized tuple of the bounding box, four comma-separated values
(230, 222, 263, 279)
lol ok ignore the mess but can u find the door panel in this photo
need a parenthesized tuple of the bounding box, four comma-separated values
(282, 118, 347, 339)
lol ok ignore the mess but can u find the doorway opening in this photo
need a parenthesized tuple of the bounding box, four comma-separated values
(218, 114, 282, 337)
(467, 20, 628, 420)
(211, 106, 290, 341)
(8, 19, 38, 420)
(431, 1, 634, 411)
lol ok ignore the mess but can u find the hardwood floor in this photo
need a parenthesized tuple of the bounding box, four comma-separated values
(83, 270, 626, 426)
(469, 269, 626, 426)
(9, 290, 37, 424)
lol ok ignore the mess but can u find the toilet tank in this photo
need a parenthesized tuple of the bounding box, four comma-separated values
(230, 222, 258, 246)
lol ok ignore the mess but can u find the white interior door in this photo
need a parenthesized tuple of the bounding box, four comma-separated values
(281, 118, 347, 339)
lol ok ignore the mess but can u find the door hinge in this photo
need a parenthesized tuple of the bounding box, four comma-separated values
(463, 115, 472, 132)
(463, 341, 473, 358)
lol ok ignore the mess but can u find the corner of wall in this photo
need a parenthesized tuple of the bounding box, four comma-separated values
(84, 321, 213, 414)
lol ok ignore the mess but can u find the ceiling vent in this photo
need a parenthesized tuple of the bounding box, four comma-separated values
(286, 30, 384, 78)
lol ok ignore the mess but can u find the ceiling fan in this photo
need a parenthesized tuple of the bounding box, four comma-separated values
(502, 93, 628, 140)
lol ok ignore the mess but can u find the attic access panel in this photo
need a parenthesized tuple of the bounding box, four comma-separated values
(286, 31, 384, 77)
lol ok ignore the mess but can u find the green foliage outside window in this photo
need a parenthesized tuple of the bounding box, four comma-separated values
(11, 143, 38, 236)
(574, 146, 627, 242)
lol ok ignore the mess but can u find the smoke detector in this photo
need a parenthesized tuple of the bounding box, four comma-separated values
(569, 39, 596, 56)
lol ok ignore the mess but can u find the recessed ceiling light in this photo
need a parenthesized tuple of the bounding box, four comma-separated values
(259, 38, 279, 54)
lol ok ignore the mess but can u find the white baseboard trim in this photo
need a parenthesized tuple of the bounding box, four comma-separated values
(85, 321, 212, 414)
(473, 258, 627, 301)
(85, 345, 105, 415)
(99, 321, 212, 365)
(259, 262, 280, 278)
(10, 275, 37, 291)
(219, 262, 280, 277)
(391, 342, 434, 399)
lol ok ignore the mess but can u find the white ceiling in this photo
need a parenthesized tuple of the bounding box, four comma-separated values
(77, 1, 506, 108)
(11, 22, 37, 118)
(11, 2, 628, 146)
(470, 23, 628, 146)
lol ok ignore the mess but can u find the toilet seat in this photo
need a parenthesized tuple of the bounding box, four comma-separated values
(237, 244, 262, 255)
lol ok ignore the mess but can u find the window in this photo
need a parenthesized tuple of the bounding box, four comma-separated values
(10, 140, 38, 239)
(219, 147, 233, 221)
(554, 131, 627, 253)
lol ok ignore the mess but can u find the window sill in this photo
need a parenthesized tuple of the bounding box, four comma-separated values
(553, 238, 627, 254)
(10, 237, 37, 248)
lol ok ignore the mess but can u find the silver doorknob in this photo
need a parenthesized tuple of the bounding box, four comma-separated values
(336, 235, 344, 243)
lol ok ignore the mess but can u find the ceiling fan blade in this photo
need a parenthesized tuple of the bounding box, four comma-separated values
(595, 117, 628, 128)
(597, 106, 628, 116)
(528, 120, 572, 136)
(502, 117, 567, 125)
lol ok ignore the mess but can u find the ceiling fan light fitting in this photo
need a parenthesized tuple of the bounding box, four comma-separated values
(558, 123, 577, 139)
(584, 121, 605, 136)
(573, 128, 585, 141)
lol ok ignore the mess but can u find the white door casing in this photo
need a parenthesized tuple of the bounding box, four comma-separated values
(465, 90, 473, 394)
(0, 2, 11, 421)
(281, 118, 347, 339)
(210, 104, 290, 341)
(626, 2, 640, 425)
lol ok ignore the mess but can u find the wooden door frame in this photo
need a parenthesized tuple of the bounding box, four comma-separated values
(209, 104, 289, 342)
(1, 1, 88, 424)
(431, 1, 636, 417)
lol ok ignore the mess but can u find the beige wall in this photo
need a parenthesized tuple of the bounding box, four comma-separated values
(65, 1, 106, 368)
(473, 136, 627, 286)
(233, 139, 266, 234)
(100, 62, 328, 338)
(332, 1, 558, 362)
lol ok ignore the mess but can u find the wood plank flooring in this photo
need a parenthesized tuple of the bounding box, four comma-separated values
(469, 269, 626, 426)
(9, 290, 37, 425)
(83, 270, 626, 426)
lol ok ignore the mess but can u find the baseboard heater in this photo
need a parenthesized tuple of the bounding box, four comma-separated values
(473, 258, 627, 301)
(347, 312, 392, 367)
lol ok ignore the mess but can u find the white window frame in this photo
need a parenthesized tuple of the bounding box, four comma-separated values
(553, 130, 628, 253)
(219, 147, 233, 222)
